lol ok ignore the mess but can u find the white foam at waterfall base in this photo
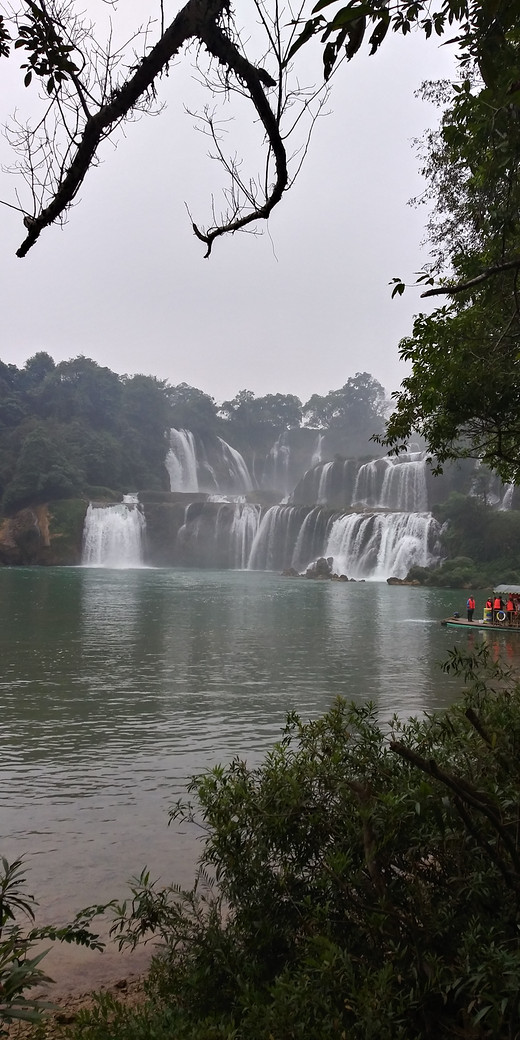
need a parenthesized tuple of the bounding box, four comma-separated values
(82, 503, 147, 568)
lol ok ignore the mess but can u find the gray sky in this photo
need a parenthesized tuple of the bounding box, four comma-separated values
(0, 6, 456, 406)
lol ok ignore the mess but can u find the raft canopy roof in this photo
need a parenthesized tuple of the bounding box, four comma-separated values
(494, 584, 520, 596)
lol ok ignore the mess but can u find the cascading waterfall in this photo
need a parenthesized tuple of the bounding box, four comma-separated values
(353, 454, 428, 512)
(166, 429, 199, 492)
(500, 485, 514, 510)
(217, 438, 253, 493)
(263, 434, 291, 495)
(317, 462, 335, 505)
(323, 512, 440, 581)
(166, 428, 253, 495)
(82, 499, 146, 567)
(248, 505, 313, 572)
(245, 505, 441, 579)
(290, 507, 334, 572)
(230, 503, 261, 567)
(311, 433, 324, 467)
(175, 500, 261, 568)
(161, 435, 449, 578)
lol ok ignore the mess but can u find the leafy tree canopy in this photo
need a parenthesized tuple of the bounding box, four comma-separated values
(371, 9, 520, 482)
(303, 371, 386, 438)
(166, 382, 218, 433)
(220, 390, 303, 430)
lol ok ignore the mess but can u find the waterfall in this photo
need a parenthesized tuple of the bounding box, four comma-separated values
(217, 438, 253, 493)
(166, 429, 253, 494)
(156, 439, 460, 577)
(175, 501, 261, 568)
(500, 484, 514, 510)
(353, 454, 428, 512)
(264, 434, 291, 494)
(323, 512, 440, 580)
(230, 503, 261, 567)
(311, 433, 324, 466)
(166, 429, 199, 492)
(290, 507, 333, 572)
(317, 462, 335, 504)
(82, 502, 146, 567)
(245, 504, 440, 579)
(248, 505, 312, 571)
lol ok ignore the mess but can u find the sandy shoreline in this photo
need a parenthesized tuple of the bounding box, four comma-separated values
(5, 972, 148, 1040)
(4, 943, 155, 1039)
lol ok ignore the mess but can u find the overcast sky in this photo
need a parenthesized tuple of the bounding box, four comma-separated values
(0, 5, 457, 407)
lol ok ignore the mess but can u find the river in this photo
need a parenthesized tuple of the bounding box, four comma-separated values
(0, 566, 514, 990)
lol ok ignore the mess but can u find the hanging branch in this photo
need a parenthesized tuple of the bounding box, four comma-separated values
(192, 17, 287, 257)
(420, 257, 520, 297)
(14, 0, 288, 258)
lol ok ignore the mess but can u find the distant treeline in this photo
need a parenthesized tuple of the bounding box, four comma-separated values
(0, 354, 387, 514)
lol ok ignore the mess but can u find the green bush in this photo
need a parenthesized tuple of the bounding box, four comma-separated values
(0, 858, 111, 1035)
(69, 646, 520, 1040)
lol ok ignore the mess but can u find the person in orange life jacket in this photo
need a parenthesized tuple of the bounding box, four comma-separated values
(506, 596, 515, 625)
(493, 595, 503, 623)
(467, 596, 475, 622)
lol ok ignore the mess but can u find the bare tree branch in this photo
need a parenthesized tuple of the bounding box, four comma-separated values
(14, 0, 288, 258)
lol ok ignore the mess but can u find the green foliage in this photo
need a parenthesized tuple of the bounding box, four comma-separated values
(66, 652, 520, 1039)
(0, 355, 394, 511)
(166, 383, 218, 434)
(3, 425, 84, 514)
(0, 856, 52, 1032)
(287, 0, 519, 86)
(413, 555, 489, 588)
(378, 12, 520, 481)
(219, 390, 303, 431)
(302, 373, 387, 454)
(46, 498, 88, 564)
(0, 857, 105, 1033)
(405, 494, 520, 586)
(0, 358, 176, 508)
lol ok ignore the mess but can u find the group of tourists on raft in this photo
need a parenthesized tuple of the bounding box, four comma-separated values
(466, 594, 520, 625)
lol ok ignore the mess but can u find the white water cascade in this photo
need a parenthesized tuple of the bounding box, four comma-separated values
(265, 434, 291, 495)
(352, 453, 429, 512)
(166, 429, 253, 494)
(217, 438, 253, 493)
(159, 440, 452, 578)
(323, 512, 440, 581)
(82, 499, 146, 567)
(166, 429, 199, 492)
(228, 503, 260, 567)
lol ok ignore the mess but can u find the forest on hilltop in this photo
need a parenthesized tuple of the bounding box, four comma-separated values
(0, 354, 387, 513)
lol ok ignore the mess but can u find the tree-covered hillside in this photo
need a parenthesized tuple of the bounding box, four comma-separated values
(0, 356, 387, 514)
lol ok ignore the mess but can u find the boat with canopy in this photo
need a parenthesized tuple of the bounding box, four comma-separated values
(441, 584, 520, 631)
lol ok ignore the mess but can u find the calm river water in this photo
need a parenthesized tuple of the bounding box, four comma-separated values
(0, 567, 516, 988)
